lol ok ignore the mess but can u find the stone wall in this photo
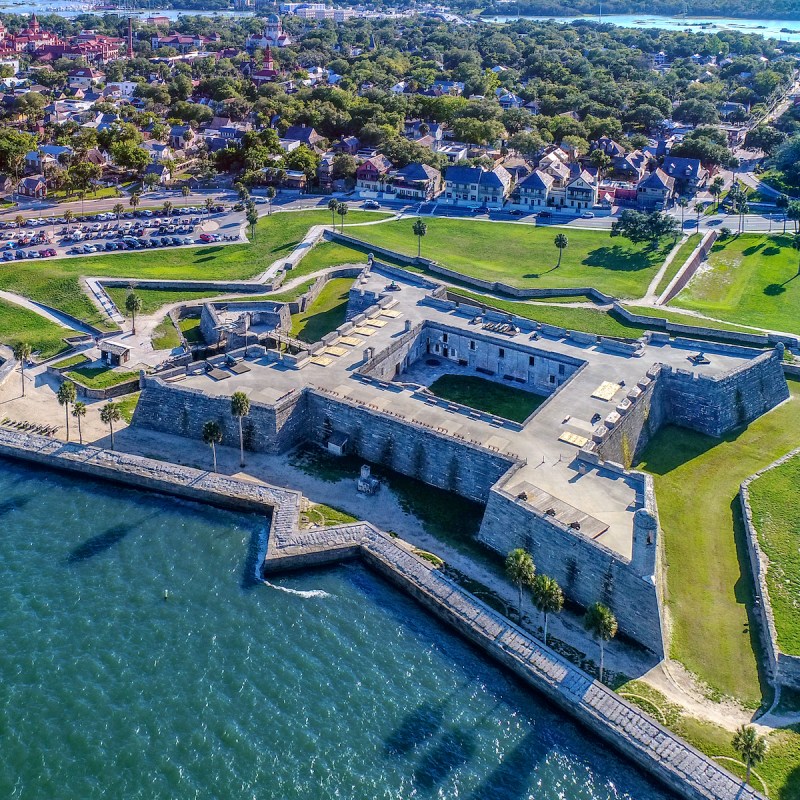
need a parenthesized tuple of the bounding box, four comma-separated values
(132, 376, 308, 455)
(306, 389, 518, 503)
(478, 486, 665, 655)
(660, 230, 718, 304)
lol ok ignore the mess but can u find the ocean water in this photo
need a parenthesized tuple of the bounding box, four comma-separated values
(0, 459, 673, 800)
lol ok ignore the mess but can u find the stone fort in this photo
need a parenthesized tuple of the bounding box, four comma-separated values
(132, 263, 790, 655)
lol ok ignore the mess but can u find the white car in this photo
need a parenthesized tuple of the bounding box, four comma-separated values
(581, 211, 595, 219)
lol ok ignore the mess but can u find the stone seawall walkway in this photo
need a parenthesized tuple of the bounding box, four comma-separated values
(0, 427, 763, 800)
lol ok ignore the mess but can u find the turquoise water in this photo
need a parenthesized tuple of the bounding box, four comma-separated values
(0, 459, 673, 800)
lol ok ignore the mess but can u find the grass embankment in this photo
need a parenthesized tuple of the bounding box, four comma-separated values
(748, 453, 800, 656)
(65, 364, 139, 389)
(290, 278, 354, 343)
(0, 299, 76, 359)
(615, 679, 800, 799)
(50, 352, 90, 369)
(346, 217, 673, 298)
(151, 316, 181, 350)
(106, 287, 223, 317)
(671, 234, 800, 335)
(621, 304, 757, 333)
(117, 391, 140, 423)
(0, 211, 389, 332)
(654, 233, 702, 297)
(178, 317, 204, 345)
(428, 374, 544, 423)
(636, 380, 800, 707)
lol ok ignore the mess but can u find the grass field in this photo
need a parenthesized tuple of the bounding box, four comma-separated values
(151, 316, 181, 351)
(178, 316, 204, 345)
(654, 233, 702, 297)
(621, 304, 756, 333)
(636, 380, 800, 706)
(0, 211, 388, 332)
(345, 217, 674, 297)
(106, 287, 224, 317)
(0, 300, 75, 359)
(428, 374, 545, 422)
(748, 453, 800, 656)
(117, 391, 140, 424)
(290, 278, 354, 343)
(50, 352, 90, 370)
(65, 364, 139, 389)
(671, 234, 800, 334)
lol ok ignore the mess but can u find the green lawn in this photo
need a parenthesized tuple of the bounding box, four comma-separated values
(178, 316, 204, 346)
(288, 241, 369, 279)
(428, 374, 545, 423)
(0, 299, 76, 359)
(106, 287, 223, 317)
(748, 453, 800, 656)
(65, 364, 139, 389)
(345, 217, 673, 298)
(290, 278, 354, 343)
(0, 211, 389, 333)
(671, 234, 800, 334)
(117, 391, 140, 424)
(636, 380, 800, 706)
(151, 316, 181, 351)
(654, 234, 701, 297)
(452, 289, 649, 339)
(621, 304, 756, 333)
(50, 352, 90, 370)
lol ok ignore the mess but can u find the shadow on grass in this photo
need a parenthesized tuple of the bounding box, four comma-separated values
(765, 283, 788, 296)
(742, 242, 766, 257)
(635, 424, 723, 475)
(778, 734, 800, 800)
(292, 299, 349, 343)
(581, 245, 665, 273)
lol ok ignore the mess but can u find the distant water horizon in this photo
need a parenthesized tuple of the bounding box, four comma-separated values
(0, 458, 676, 799)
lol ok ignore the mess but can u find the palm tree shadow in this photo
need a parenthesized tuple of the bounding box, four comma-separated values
(384, 700, 446, 756)
(413, 727, 476, 793)
(67, 521, 138, 563)
(465, 730, 541, 800)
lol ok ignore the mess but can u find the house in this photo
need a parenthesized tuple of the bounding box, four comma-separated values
(334, 135, 359, 154)
(24, 144, 72, 173)
(511, 167, 598, 212)
(637, 168, 675, 209)
(169, 125, 192, 150)
(592, 136, 626, 158)
(99, 340, 131, 366)
(356, 154, 393, 194)
(495, 88, 524, 110)
(437, 143, 469, 163)
(565, 170, 598, 210)
(514, 169, 554, 210)
(68, 67, 104, 91)
(391, 163, 442, 201)
(611, 150, 650, 182)
(441, 165, 512, 209)
(282, 170, 306, 190)
(250, 45, 280, 86)
(17, 174, 47, 198)
(246, 14, 291, 49)
(144, 162, 171, 185)
(143, 141, 173, 163)
(659, 156, 708, 193)
(283, 125, 324, 147)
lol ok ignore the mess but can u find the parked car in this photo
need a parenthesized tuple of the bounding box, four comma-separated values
(537, 210, 552, 218)
(581, 211, 595, 219)
(199, 233, 214, 243)
(509, 209, 524, 216)
(363, 200, 380, 210)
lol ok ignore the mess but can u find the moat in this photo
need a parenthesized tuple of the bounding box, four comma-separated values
(0, 458, 676, 799)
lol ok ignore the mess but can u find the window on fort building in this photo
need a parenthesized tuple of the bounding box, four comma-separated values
(499, 348, 505, 359)
(549, 374, 556, 384)
(529, 355, 535, 366)
(470, 340, 476, 350)
(558, 363, 565, 376)
(442, 333, 448, 343)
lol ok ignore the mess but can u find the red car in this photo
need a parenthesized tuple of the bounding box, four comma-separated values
(199, 233, 215, 243)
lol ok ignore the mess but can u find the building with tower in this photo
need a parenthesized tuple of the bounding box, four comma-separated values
(247, 14, 291, 49)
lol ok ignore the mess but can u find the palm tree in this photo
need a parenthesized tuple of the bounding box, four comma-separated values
(72, 401, 86, 445)
(236, 182, 249, 202)
(162, 200, 173, 217)
(202, 419, 223, 473)
(327, 198, 338, 227)
(710, 176, 724, 211)
(56, 380, 77, 441)
(129, 192, 140, 213)
(64, 209, 74, 225)
(100, 401, 121, 450)
(112, 202, 124, 221)
(125, 292, 142, 335)
(14, 214, 25, 229)
(230, 391, 250, 468)
(677, 197, 688, 228)
(182, 184, 190, 199)
(246, 204, 259, 240)
(413, 217, 427, 257)
(731, 725, 767, 786)
(694, 202, 704, 231)
(793, 232, 800, 274)
(776, 194, 789, 234)
(266, 186, 276, 216)
(337, 202, 348, 231)
(12, 341, 31, 397)
(530, 574, 563, 646)
(584, 602, 618, 684)
(505, 548, 535, 620)
(205, 197, 214, 217)
(554, 233, 568, 267)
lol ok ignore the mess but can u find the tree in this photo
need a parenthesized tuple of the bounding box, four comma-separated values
(162, 200, 173, 217)
(12, 342, 31, 397)
(236, 181, 249, 202)
(744, 125, 786, 156)
(125, 292, 142, 335)
(584, 602, 617, 684)
(113, 202, 124, 221)
(694, 202, 704, 231)
(731, 725, 767, 786)
(505, 548, 535, 619)
(413, 218, 427, 257)
(787, 200, 800, 233)
(64, 209, 74, 225)
(72, 401, 86, 445)
(710, 176, 725, 211)
(611, 210, 678, 245)
(0, 128, 36, 176)
(554, 233, 568, 267)
(110, 140, 149, 174)
(793, 233, 800, 274)
(100, 401, 121, 450)
(530, 574, 563, 646)
(14, 214, 24, 229)
(57, 380, 77, 442)
(129, 192, 140, 213)
(182, 185, 191, 199)
(205, 197, 214, 217)
(327, 198, 338, 227)
(677, 197, 688, 228)
(246, 204, 259, 239)
(776, 194, 789, 234)
(230, 391, 250, 468)
(337, 202, 348, 231)
(265, 186, 276, 216)
(202, 420, 223, 473)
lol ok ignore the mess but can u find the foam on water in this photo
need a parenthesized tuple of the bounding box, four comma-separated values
(261, 579, 332, 599)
